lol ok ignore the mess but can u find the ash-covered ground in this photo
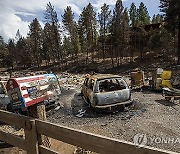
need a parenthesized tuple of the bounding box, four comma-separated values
(47, 78, 180, 153)
(0, 72, 180, 153)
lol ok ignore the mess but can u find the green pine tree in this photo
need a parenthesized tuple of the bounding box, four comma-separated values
(160, 0, 180, 64)
(137, 2, 150, 26)
(98, 3, 111, 59)
(78, 3, 97, 63)
(129, 2, 138, 27)
(7, 39, 16, 69)
(122, 8, 130, 62)
(0, 36, 8, 67)
(152, 14, 163, 24)
(44, 2, 63, 64)
(62, 6, 81, 63)
(16, 37, 29, 69)
(28, 18, 42, 69)
(110, 0, 124, 66)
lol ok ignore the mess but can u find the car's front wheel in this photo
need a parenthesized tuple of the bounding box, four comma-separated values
(6, 103, 13, 112)
(118, 105, 125, 111)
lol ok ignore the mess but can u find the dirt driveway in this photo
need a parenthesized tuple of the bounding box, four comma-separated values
(47, 87, 180, 153)
(0, 87, 179, 153)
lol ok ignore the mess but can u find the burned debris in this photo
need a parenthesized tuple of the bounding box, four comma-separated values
(0, 69, 180, 153)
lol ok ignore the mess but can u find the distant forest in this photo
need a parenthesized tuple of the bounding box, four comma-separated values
(0, 0, 179, 71)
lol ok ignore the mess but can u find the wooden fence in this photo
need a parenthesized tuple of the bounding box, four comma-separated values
(0, 110, 178, 154)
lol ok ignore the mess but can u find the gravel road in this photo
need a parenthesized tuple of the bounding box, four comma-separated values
(47, 87, 180, 153)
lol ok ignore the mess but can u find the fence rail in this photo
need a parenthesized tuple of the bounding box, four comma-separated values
(0, 110, 178, 154)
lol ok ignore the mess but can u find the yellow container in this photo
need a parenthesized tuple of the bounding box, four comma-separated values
(162, 80, 172, 88)
(160, 71, 172, 80)
(130, 71, 144, 87)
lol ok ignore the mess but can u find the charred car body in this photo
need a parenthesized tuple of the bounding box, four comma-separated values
(0, 81, 10, 110)
(82, 74, 131, 111)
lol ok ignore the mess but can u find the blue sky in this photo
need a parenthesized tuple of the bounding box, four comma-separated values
(0, 0, 161, 41)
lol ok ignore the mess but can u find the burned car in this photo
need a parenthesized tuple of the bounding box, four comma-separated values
(82, 74, 131, 111)
(0, 81, 10, 110)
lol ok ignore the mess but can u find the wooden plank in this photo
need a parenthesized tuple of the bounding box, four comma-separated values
(36, 120, 178, 154)
(25, 120, 39, 154)
(0, 130, 26, 150)
(0, 110, 32, 128)
(39, 145, 58, 154)
(165, 96, 180, 98)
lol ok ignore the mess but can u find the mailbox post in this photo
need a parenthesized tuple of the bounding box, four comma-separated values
(6, 73, 61, 148)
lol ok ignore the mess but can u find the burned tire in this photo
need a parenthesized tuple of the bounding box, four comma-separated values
(165, 97, 171, 101)
(125, 101, 133, 107)
(6, 103, 13, 112)
(85, 97, 92, 106)
(118, 105, 125, 112)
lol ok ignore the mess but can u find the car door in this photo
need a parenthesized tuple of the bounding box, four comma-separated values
(87, 79, 95, 104)
(82, 77, 89, 99)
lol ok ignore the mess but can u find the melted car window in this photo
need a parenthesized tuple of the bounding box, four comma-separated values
(89, 79, 95, 91)
(84, 78, 89, 87)
(117, 79, 127, 89)
(97, 78, 127, 92)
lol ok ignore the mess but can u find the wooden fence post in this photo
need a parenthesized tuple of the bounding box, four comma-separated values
(24, 120, 39, 154)
(28, 103, 51, 148)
